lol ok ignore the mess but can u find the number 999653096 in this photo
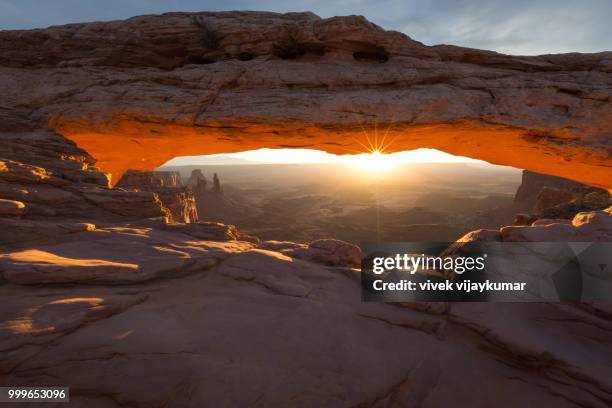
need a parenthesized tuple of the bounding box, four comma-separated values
(1, 387, 69, 402)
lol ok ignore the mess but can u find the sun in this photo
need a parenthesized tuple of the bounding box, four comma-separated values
(353, 151, 395, 172)
(343, 121, 399, 173)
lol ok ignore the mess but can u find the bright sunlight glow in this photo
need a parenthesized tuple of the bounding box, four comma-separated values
(164, 148, 482, 169)
(350, 151, 396, 172)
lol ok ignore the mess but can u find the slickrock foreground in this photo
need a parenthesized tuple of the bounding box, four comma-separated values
(0, 11, 611, 188)
(2, 223, 612, 406)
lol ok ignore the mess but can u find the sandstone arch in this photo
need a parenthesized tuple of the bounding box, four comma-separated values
(1, 11, 610, 188)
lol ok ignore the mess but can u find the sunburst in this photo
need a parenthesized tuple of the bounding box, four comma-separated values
(348, 121, 398, 172)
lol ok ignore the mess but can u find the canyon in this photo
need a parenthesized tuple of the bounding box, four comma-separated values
(0, 11, 611, 407)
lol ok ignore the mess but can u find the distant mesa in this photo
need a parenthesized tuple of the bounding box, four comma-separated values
(513, 170, 611, 225)
(186, 169, 207, 189)
(116, 168, 234, 225)
(117, 170, 197, 223)
(170, 155, 261, 166)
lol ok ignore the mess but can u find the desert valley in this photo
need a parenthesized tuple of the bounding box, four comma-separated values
(159, 159, 522, 243)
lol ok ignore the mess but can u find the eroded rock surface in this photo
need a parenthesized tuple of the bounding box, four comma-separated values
(2, 240, 611, 406)
(260, 238, 361, 267)
(514, 170, 611, 223)
(0, 198, 25, 216)
(0, 225, 253, 285)
(117, 170, 198, 223)
(0, 132, 173, 245)
(0, 201, 611, 406)
(463, 206, 612, 243)
(0, 293, 147, 374)
(0, 12, 610, 188)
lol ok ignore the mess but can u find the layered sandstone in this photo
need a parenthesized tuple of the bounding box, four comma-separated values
(0, 132, 170, 245)
(513, 170, 611, 222)
(0, 11, 610, 188)
(460, 205, 612, 243)
(117, 170, 198, 223)
(515, 170, 609, 210)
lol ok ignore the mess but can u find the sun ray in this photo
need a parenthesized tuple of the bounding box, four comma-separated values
(378, 121, 394, 153)
(374, 121, 379, 152)
(379, 135, 398, 154)
(351, 136, 374, 153)
(358, 123, 376, 152)
(338, 145, 368, 154)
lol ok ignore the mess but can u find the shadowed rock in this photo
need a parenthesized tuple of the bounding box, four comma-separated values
(0, 133, 170, 241)
(0, 199, 25, 216)
(514, 170, 611, 222)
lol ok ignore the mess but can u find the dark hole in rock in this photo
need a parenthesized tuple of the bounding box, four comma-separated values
(237, 52, 254, 61)
(353, 49, 390, 63)
(186, 54, 218, 65)
(273, 37, 325, 60)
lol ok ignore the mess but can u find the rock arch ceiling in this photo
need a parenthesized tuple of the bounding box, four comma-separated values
(1, 11, 610, 188)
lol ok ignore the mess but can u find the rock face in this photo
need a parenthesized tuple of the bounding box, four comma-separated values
(515, 170, 608, 210)
(153, 187, 197, 223)
(260, 238, 361, 267)
(0, 199, 25, 216)
(532, 187, 577, 214)
(450, 208, 612, 303)
(188, 171, 250, 224)
(186, 169, 207, 189)
(0, 12, 610, 188)
(163, 221, 260, 244)
(117, 170, 198, 223)
(461, 205, 612, 243)
(514, 170, 611, 221)
(155, 171, 183, 187)
(0, 224, 253, 285)
(0, 132, 170, 245)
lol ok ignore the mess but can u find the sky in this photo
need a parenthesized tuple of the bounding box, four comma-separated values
(164, 148, 483, 167)
(1, 0, 611, 55)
